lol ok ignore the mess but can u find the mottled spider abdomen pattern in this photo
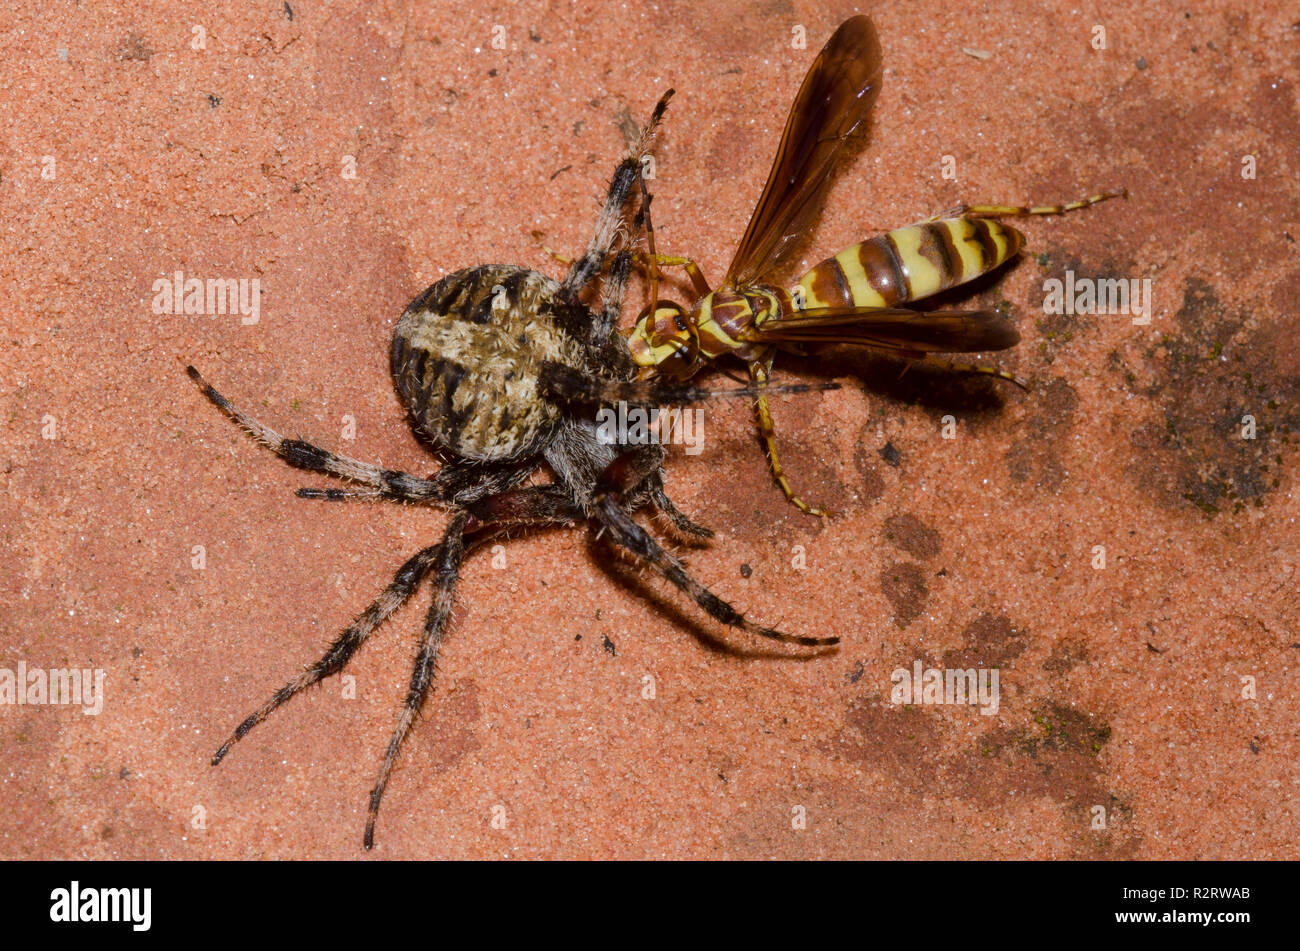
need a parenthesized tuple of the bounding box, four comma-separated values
(391, 264, 588, 462)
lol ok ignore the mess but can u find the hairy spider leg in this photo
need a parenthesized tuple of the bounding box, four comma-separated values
(562, 90, 674, 304)
(207, 486, 583, 848)
(592, 450, 838, 648)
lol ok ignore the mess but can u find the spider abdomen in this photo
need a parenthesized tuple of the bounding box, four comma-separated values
(391, 265, 586, 462)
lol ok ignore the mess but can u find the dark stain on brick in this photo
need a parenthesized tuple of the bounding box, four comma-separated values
(1033, 254, 1103, 363)
(1116, 278, 1298, 515)
(417, 682, 483, 773)
(832, 689, 1139, 855)
(882, 513, 941, 561)
(851, 424, 888, 506)
(943, 613, 1027, 668)
(880, 561, 927, 629)
(961, 703, 1139, 855)
(836, 693, 944, 788)
(1026, 702, 1112, 756)
(1248, 75, 1298, 149)
(1005, 377, 1078, 491)
(117, 33, 154, 62)
(1043, 638, 1090, 673)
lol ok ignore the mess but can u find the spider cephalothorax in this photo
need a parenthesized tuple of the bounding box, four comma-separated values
(187, 91, 836, 850)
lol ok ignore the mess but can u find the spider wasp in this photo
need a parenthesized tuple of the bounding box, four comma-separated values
(187, 91, 834, 849)
(627, 15, 1125, 515)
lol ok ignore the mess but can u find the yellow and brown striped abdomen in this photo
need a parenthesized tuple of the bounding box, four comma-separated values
(794, 218, 1024, 310)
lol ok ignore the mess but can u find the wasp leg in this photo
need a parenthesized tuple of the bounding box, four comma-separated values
(632, 252, 713, 298)
(749, 358, 829, 518)
(926, 187, 1127, 222)
(627, 250, 712, 357)
(531, 230, 575, 267)
(920, 356, 1030, 391)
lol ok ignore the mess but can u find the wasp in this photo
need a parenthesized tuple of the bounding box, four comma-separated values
(627, 15, 1125, 515)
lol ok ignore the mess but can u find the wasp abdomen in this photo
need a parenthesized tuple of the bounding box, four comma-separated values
(796, 218, 1024, 310)
(391, 265, 586, 462)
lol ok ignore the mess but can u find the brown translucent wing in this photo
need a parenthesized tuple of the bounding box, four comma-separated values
(727, 16, 883, 287)
(749, 306, 1020, 353)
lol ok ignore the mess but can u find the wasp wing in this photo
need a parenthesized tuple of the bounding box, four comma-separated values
(727, 16, 883, 287)
(748, 306, 1020, 353)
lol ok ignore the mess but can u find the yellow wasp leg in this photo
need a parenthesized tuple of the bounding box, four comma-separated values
(531, 231, 575, 267)
(921, 356, 1030, 391)
(532, 244, 709, 310)
(926, 187, 1127, 222)
(632, 253, 713, 298)
(750, 359, 828, 517)
(629, 252, 714, 355)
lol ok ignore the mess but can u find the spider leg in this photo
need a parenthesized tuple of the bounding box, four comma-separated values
(187, 365, 446, 502)
(647, 474, 713, 541)
(365, 511, 469, 849)
(463, 483, 583, 531)
(591, 492, 836, 647)
(638, 174, 664, 327)
(294, 486, 387, 501)
(591, 451, 836, 648)
(211, 485, 580, 847)
(211, 543, 445, 765)
(297, 458, 533, 506)
(591, 249, 635, 343)
(562, 91, 672, 302)
(365, 487, 582, 848)
(430, 460, 536, 506)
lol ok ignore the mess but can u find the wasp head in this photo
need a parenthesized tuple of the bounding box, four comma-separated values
(627, 300, 701, 379)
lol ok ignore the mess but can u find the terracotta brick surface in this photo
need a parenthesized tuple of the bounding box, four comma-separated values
(0, 1, 1295, 858)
